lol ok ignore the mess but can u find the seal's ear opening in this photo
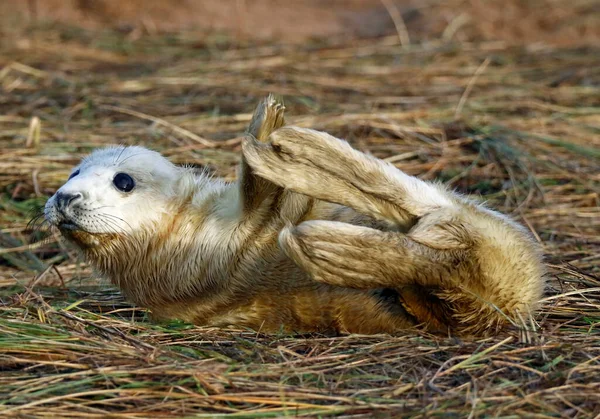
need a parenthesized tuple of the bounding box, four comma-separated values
(172, 163, 217, 199)
(172, 167, 198, 198)
(177, 162, 216, 179)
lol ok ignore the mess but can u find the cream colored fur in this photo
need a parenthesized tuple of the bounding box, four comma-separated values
(44, 96, 545, 335)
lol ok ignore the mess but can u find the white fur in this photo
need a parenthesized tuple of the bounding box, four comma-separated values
(45, 146, 181, 234)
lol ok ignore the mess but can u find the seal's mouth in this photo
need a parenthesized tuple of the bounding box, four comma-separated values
(56, 217, 104, 249)
(58, 221, 81, 231)
(55, 211, 92, 235)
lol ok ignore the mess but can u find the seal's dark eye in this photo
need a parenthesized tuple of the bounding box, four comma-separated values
(68, 169, 80, 180)
(113, 173, 135, 192)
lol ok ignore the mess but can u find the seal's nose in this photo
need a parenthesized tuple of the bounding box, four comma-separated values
(56, 192, 83, 211)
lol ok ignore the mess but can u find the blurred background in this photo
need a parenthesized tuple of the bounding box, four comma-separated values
(2, 0, 599, 46)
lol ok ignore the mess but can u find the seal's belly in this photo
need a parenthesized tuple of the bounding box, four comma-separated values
(136, 200, 414, 333)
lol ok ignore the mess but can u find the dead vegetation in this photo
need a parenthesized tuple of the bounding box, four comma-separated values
(1, 1, 599, 417)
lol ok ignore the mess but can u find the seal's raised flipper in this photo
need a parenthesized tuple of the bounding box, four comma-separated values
(247, 94, 285, 142)
(240, 95, 286, 213)
(242, 126, 456, 230)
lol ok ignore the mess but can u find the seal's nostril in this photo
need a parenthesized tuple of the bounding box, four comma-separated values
(56, 192, 83, 210)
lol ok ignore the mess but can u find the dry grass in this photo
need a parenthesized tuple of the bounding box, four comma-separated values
(1, 8, 600, 418)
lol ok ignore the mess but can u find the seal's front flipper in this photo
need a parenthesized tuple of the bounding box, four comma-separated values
(240, 95, 286, 213)
(247, 94, 285, 142)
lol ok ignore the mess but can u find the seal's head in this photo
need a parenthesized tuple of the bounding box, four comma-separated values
(45, 146, 182, 248)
